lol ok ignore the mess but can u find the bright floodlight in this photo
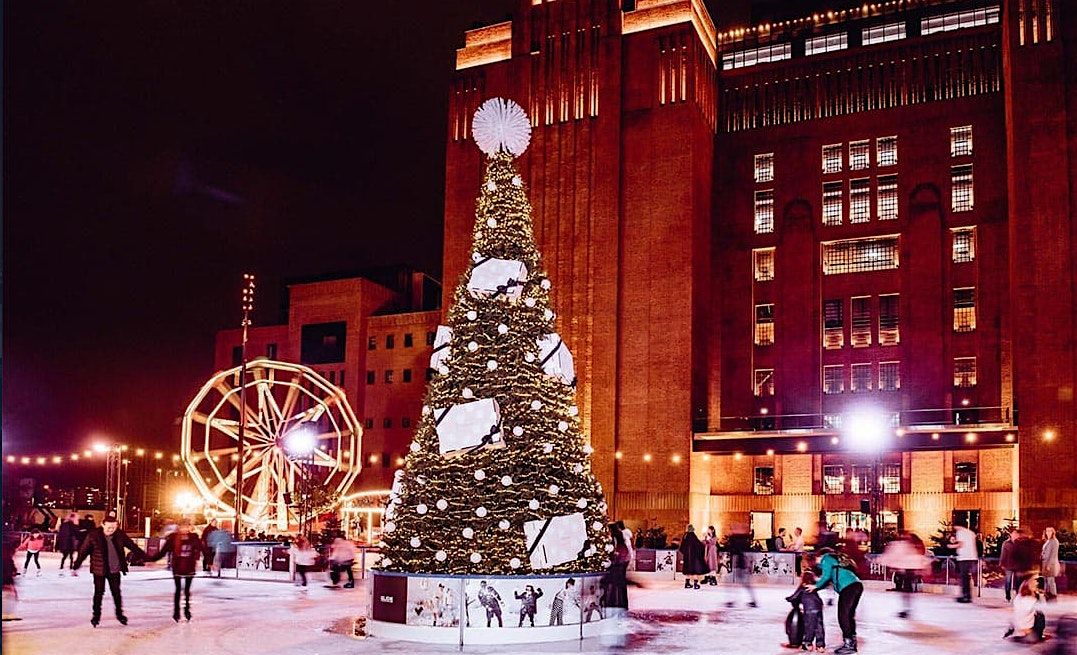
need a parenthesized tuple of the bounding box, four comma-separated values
(843, 410, 889, 452)
(92, 442, 109, 453)
(285, 428, 316, 457)
(174, 491, 199, 512)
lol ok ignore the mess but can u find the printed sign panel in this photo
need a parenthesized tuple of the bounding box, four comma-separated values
(407, 577, 462, 627)
(372, 574, 408, 624)
(462, 576, 587, 628)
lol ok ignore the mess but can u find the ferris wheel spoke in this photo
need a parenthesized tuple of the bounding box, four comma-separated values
(285, 402, 328, 428)
(278, 372, 304, 422)
(259, 381, 285, 433)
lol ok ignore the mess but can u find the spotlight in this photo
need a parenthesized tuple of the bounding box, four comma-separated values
(843, 409, 888, 452)
(285, 429, 316, 456)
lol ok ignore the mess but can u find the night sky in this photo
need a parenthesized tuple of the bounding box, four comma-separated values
(3, 2, 510, 464)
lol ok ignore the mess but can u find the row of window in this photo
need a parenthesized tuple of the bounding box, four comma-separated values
(822, 137, 897, 174)
(368, 332, 437, 351)
(822, 176, 900, 225)
(366, 369, 435, 384)
(753, 362, 901, 396)
(752, 460, 980, 496)
(823, 295, 900, 349)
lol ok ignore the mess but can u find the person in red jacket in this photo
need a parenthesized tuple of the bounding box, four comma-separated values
(149, 518, 203, 622)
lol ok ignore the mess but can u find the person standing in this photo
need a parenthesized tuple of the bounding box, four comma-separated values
(1000, 529, 1018, 602)
(774, 527, 788, 552)
(57, 513, 80, 575)
(703, 526, 719, 586)
(1041, 527, 1060, 600)
(72, 510, 147, 627)
(477, 581, 504, 627)
(814, 548, 863, 653)
(678, 525, 707, 590)
(617, 521, 635, 568)
(514, 584, 543, 627)
(200, 519, 218, 574)
(17, 530, 45, 577)
(785, 527, 805, 552)
(148, 518, 202, 622)
(207, 527, 234, 578)
(327, 536, 356, 588)
(289, 535, 317, 587)
(948, 520, 978, 603)
(786, 570, 825, 652)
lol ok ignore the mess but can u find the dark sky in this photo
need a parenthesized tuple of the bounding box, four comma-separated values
(3, 2, 510, 460)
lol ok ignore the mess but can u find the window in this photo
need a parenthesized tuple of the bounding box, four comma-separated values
(753, 369, 775, 397)
(366, 371, 375, 385)
(823, 465, 845, 494)
(402, 417, 411, 429)
(368, 336, 376, 351)
(954, 357, 977, 387)
(383, 418, 393, 429)
(823, 365, 844, 395)
(954, 461, 978, 492)
(384, 370, 394, 384)
(953, 288, 976, 332)
(404, 333, 414, 348)
(300, 322, 347, 364)
(922, 6, 1000, 35)
(862, 21, 907, 46)
(877, 136, 898, 167)
(877, 175, 898, 220)
(328, 370, 336, 384)
(952, 227, 976, 262)
(754, 153, 774, 183)
(849, 140, 870, 170)
(754, 190, 774, 234)
(951, 125, 973, 157)
(754, 248, 775, 281)
(402, 369, 412, 383)
(364, 418, 374, 429)
(381, 452, 390, 469)
(822, 236, 900, 275)
(805, 32, 848, 56)
(822, 144, 843, 174)
(266, 343, 278, 359)
(426, 331, 436, 346)
(824, 299, 844, 349)
(851, 296, 872, 347)
(879, 361, 901, 391)
(851, 363, 873, 393)
(879, 294, 900, 345)
(880, 463, 901, 493)
(754, 467, 775, 495)
(850, 465, 873, 493)
(386, 335, 395, 349)
(339, 370, 345, 386)
(721, 42, 792, 70)
(850, 178, 871, 223)
(952, 164, 974, 211)
(754, 304, 774, 345)
(822, 181, 843, 226)
(231, 346, 243, 366)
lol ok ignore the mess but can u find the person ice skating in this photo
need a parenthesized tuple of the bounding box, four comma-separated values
(726, 524, 758, 607)
(679, 525, 708, 590)
(57, 513, 80, 575)
(1041, 527, 1060, 600)
(703, 526, 719, 586)
(786, 570, 825, 651)
(949, 519, 978, 603)
(515, 584, 543, 627)
(477, 581, 504, 627)
(327, 536, 356, 588)
(602, 526, 631, 611)
(878, 531, 930, 619)
(148, 517, 202, 622)
(549, 578, 578, 626)
(200, 519, 218, 574)
(17, 530, 45, 576)
(78, 514, 96, 546)
(617, 520, 635, 566)
(814, 548, 863, 653)
(2, 538, 20, 622)
(206, 526, 233, 578)
(1003, 577, 1046, 642)
(72, 510, 147, 627)
(288, 535, 316, 587)
(1011, 528, 1039, 598)
(1001, 528, 1018, 601)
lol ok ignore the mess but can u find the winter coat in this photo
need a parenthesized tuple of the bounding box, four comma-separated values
(289, 545, 317, 567)
(1041, 537, 1061, 577)
(878, 538, 931, 572)
(1000, 539, 1017, 570)
(814, 553, 861, 593)
(57, 521, 80, 554)
(601, 544, 630, 610)
(786, 585, 824, 613)
(703, 535, 719, 572)
(77, 518, 95, 542)
(329, 539, 356, 565)
(1012, 537, 1039, 573)
(201, 525, 217, 549)
(150, 531, 202, 577)
(207, 529, 235, 553)
(18, 535, 45, 552)
(679, 531, 709, 575)
(514, 588, 543, 613)
(73, 528, 146, 576)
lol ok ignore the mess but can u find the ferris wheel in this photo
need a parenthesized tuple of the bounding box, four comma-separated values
(180, 359, 362, 531)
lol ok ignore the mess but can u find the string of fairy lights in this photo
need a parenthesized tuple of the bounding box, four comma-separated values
(717, 0, 924, 44)
(2, 443, 187, 467)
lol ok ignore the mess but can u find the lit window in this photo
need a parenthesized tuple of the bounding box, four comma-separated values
(805, 32, 848, 56)
(823, 365, 844, 395)
(849, 140, 870, 170)
(753, 467, 775, 495)
(754, 369, 775, 397)
(384, 369, 394, 384)
(824, 414, 843, 429)
(851, 297, 872, 347)
(823, 299, 844, 349)
(822, 236, 900, 275)
(880, 463, 901, 493)
(879, 361, 901, 390)
(721, 42, 792, 70)
(954, 357, 977, 387)
(950, 125, 973, 157)
(954, 461, 978, 492)
(879, 294, 900, 345)
(851, 363, 873, 393)
(850, 178, 871, 223)
(877, 174, 898, 220)
(877, 136, 898, 167)
(754, 248, 775, 281)
(754, 189, 775, 234)
(850, 465, 872, 493)
(952, 227, 976, 263)
(823, 465, 845, 494)
(862, 21, 907, 46)
(754, 304, 775, 346)
(953, 288, 976, 332)
(952, 164, 974, 212)
(822, 144, 843, 174)
(922, 6, 1000, 35)
(754, 153, 774, 183)
(823, 181, 844, 226)
(368, 336, 376, 351)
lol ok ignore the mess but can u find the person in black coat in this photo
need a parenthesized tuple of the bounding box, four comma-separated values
(679, 525, 708, 589)
(786, 570, 825, 651)
(72, 511, 147, 627)
(57, 513, 81, 573)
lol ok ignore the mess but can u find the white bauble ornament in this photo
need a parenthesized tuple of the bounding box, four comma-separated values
(487, 360, 498, 371)
(512, 426, 524, 437)
(436, 499, 448, 511)
(574, 463, 584, 474)
(462, 387, 474, 399)
(467, 310, 478, 321)
(528, 499, 540, 510)
(485, 180, 497, 192)
(592, 521, 603, 531)
(475, 231, 483, 240)
(568, 406, 579, 416)
(542, 443, 554, 454)
(524, 297, 537, 308)
(605, 543, 615, 552)
(524, 352, 536, 362)
(499, 520, 511, 530)
(476, 506, 488, 518)
(416, 504, 428, 515)
(541, 279, 552, 290)
(486, 216, 497, 227)
(544, 309, 555, 320)
(472, 252, 483, 262)
(474, 469, 486, 481)
(497, 323, 509, 334)
(470, 552, 482, 564)
(472, 97, 532, 157)
(410, 442, 421, 453)
(438, 365, 449, 375)
(382, 557, 392, 567)
(462, 527, 474, 539)
(510, 557, 522, 569)
(548, 484, 560, 495)
(410, 537, 421, 548)
(500, 475, 513, 486)
(582, 444, 594, 454)
(576, 498, 588, 509)
(384, 521, 396, 533)
(558, 421, 569, 432)
(467, 341, 478, 352)
(422, 405, 430, 415)
(531, 400, 542, 410)
(511, 175, 523, 187)
(435, 550, 447, 562)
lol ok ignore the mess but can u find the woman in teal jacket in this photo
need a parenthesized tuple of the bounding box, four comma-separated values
(814, 549, 864, 654)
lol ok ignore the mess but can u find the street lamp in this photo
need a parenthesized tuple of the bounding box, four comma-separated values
(234, 272, 256, 541)
(842, 409, 891, 553)
(285, 428, 316, 538)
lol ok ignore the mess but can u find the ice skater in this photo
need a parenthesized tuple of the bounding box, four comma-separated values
(813, 548, 863, 653)
(148, 517, 202, 621)
(515, 584, 543, 627)
(1004, 577, 1047, 642)
(17, 530, 44, 577)
(72, 510, 147, 627)
(549, 578, 578, 625)
(2, 539, 20, 622)
(725, 524, 758, 608)
(785, 571, 825, 651)
(477, 580, 504, 627)
(57, 513, 81, 575)
(679, 525, 708, 589)
(289, 535, 317, 587)
(327, 535, 356, 588)
(200, 519, 218, 574)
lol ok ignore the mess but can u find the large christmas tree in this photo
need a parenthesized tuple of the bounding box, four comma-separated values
(378, 98, 611, 575)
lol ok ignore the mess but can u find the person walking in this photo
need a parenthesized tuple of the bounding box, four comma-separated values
(17, 530, 45, 577)
(703, 526, 719, 586)
(200, 519, 218, 574)
(949, 520, 978, 603)
(814, 548, 863, 653)
(148, 518, 202, 622)
(72, 510, 147, 627)
(206, 526, 234, 578)
(1000, 529, 1018, 602)
(726, 524, 758, 607)
(289, 535, 317, 587)
(878, 531, 930, 619)
(477, 581, 504, 627)
(57, 513, 81, 576)
(1041, 527, 1060, 600)
(678, 525, 708, 590)
(327, 535, 356, 589)
(514, 584, 543, 627)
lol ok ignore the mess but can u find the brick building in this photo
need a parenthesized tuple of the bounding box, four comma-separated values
(445, 0, 1077, 541)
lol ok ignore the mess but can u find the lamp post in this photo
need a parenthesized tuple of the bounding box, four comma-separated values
(842, 410, 891, 553)
(285, 428, 316, 538)
(234, 273, 256, 541)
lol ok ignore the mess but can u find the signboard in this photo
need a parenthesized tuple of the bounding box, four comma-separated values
(372, 574, 408, 624)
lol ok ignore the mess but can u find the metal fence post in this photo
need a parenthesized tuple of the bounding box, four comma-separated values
(458, 577, 465, 651)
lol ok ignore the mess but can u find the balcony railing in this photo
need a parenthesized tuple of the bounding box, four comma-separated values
(694, 405, 1012, 434)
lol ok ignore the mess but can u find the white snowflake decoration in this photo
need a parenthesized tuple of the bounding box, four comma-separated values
(512, 426, 524, 436)
(410, 442, 420, 453)
(548, 484, 560, 495)
(528, 498, 540, 510)
(416, 503, 428, 515)
(499, 519, 511, 530)
(558, 421, 569, 432)
(524, 297, 537, 308)
(472, 97, 531, 157)
(486, 217, 497, 227)
(467, 310, 478, 320)
(474, 469, 486, 481)
(577, 498, 588, 509)
(497, 323, 509, 334)
(476, 506, 488, 517)
(540, 279, 552, 290)
(485, 180, 497, 192)
(501, 475, 513, 486)
(511, 175, 523, 187)
(487, 359, 498, 370)
(467, 341, 479, 352)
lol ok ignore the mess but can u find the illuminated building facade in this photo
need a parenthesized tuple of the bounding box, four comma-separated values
(446, 0, 1076, 540)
